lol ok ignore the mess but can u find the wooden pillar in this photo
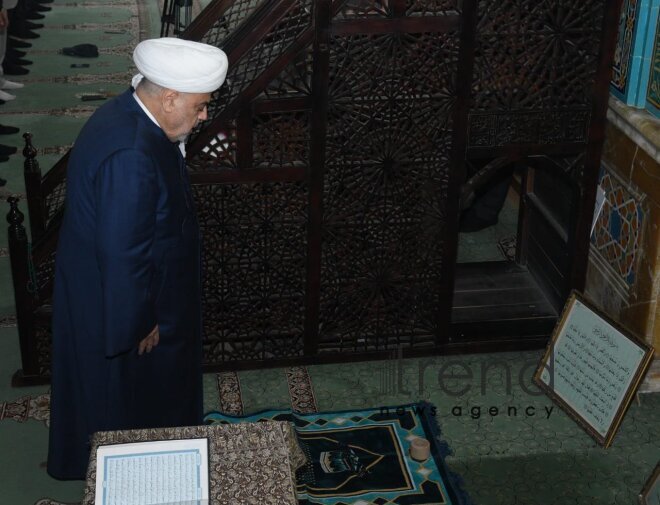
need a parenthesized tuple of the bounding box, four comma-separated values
(304, 0, 331, 356)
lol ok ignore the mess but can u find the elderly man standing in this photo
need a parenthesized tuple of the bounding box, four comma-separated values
(47, 37, 228, 480)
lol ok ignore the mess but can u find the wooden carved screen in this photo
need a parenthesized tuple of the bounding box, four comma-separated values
(184, 0, 468, 368)
(180, 0, 619, 370)
(186, 0, 315, 365)
(315, 3, 462, 354)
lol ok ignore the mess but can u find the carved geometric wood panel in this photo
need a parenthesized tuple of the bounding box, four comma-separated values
(194, 182, 308, 362)
(253, 111, 310, 169)
(318, 30, 459, 352)
(191, 0, 313, 160)
(201, 0, 265, 48)
(469, 0, 606, 147)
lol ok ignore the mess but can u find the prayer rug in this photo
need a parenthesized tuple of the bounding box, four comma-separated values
(0, 393, 50, 425)
(205, 402, 473, 505)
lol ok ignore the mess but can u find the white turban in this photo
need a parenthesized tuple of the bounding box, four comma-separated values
(132, 37, 228, 93)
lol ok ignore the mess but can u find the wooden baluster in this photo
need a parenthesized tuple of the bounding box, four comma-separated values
(6, 196, 40, 386)
(23, 132, 46, 241)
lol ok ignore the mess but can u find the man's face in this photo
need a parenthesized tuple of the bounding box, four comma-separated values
(165, 91, 211, 142)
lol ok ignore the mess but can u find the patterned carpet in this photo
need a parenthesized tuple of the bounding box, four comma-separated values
(0, 366, 318, 428)
(206, 403, 473, 505)
(0, 392, 50, 425)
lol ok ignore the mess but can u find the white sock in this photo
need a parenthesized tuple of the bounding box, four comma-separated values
(0, 79, 24, 90)
(0, 89, 16, 101)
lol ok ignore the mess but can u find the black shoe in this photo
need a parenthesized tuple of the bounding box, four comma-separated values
(8, 27, 40, 39)
(8, 37, 33, 49)
(26, 11, 45, 20)
(0, 177, 7, 186)
(459, 212, 498, 233)
(7, 58, 33, 66)
(38, 0, 54, 3)
(2, 62, 29, 75)
(0, 125, 20, 135)
(25, 21, 44, 29)
(7, 48, 27, 58)
(0, 145, 17, 156)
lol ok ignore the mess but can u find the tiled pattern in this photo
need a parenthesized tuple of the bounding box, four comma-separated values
(591, 166, 645, 287)
(610, 0, 659, 109)
(648, 14, 660, 116)
(610, 0, 640, 94)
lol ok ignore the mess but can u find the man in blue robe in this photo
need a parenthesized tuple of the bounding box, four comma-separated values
(47, 37, 228, 480)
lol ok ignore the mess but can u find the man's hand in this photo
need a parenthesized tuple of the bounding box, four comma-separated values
(138, 325, 160, 355)
(0, 10, 9, 30)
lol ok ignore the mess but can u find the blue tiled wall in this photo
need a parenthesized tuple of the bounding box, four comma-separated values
(610, 0, 659, 109)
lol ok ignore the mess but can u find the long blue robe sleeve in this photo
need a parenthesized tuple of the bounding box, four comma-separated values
(95, 149, 158, 357)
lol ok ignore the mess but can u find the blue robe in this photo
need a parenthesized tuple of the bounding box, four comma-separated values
(47, 89, 203, 480)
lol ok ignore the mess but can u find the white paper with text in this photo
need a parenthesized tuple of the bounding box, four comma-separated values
(95, 438, 209, 505)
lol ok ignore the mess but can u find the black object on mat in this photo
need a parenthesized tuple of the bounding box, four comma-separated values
(60, 44, 99, 58)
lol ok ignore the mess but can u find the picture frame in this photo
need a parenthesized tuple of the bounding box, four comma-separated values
(639, 463, 660, 505)
(533, 291, 654, 448)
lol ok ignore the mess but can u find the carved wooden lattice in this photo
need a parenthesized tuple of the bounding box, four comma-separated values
(318, 31, 459, 352)
(253, 111, 310, 168)
(406, 0, 460, 15)
(190, 0, 313, 163)
(262, 48, 313, 98)
(200, 0, 265, 48)
(469, 0, 605, 147)
(194, 182, 308, 364)
(44, 181, 66, 225)
(33, 251, 56, 298)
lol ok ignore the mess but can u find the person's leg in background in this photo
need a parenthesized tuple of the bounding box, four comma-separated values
(0, 2, 20, 174)
(460, 171, 513, 233)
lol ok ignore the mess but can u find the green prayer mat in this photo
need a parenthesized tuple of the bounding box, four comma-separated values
(205, 402, 473, 505)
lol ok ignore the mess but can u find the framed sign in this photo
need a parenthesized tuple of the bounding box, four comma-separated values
(533, 291, 654, 448)
(639, 463, 660, 505)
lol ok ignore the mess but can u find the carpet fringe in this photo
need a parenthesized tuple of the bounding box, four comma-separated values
(418, 400, 475, 505)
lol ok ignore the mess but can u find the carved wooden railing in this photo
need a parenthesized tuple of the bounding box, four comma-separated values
(6, 0, 623, 384)
(7, 134, 63, 385)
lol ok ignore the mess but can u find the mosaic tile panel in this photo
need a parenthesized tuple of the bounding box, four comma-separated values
(646, 13, 660, 116)
(591, 166, 645, 287)
(610, 0, 640, 94)
(610, 0, 660, 108)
